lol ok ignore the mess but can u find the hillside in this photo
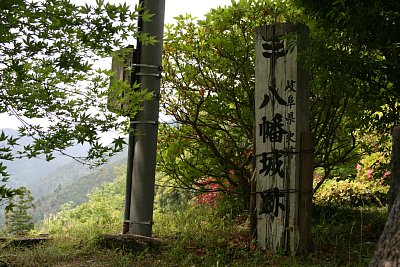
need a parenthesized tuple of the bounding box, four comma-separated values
(27, 160, 92, 199)
(1, 128, 89, 188)
(0, 128, 129, 226)
(32, 154, 127, 222)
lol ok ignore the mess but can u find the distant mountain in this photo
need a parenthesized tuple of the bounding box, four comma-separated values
(32, 154, 127, 222)
(0, 128, 129, 227)
(1, 128, 89, 188)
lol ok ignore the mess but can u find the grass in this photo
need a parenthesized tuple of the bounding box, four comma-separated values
(0, 204, 388, 267)
(306, 205, 387, 266)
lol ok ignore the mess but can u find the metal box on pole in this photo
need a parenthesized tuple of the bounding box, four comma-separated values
(107, 46, 135, 116)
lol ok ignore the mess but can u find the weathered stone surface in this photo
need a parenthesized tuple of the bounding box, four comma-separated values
(1, 236, 50, 248)
(97, 234, 162, 251)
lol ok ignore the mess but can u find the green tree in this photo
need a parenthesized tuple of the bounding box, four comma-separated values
(5, 186, 35, 236)
(293, 1, 400, 262)
(296, 0, 400, 136)
(159, 0, 397, 207)
(158, 0, 300, 206)
(293, 0, 400, 192)
(0, 0, 155, 204)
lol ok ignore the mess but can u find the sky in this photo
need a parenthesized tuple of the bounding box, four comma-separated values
(164, 0, 232, 23)
(0, 0, 233, 130)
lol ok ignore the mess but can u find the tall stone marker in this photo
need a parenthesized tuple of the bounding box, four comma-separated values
(255, 23, 311, 254)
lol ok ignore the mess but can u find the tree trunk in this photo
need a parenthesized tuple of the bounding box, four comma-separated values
(370, 127, 400, 266)
(369, 194, 400, 266)
(389, 127, 400, 210)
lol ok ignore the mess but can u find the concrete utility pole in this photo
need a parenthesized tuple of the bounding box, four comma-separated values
(127, 0, 165, 237)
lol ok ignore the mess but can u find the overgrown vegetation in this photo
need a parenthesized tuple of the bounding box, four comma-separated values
(1, 0, 398, 265)
(159, 0, 399, 212)
(0, 165, 389, 266)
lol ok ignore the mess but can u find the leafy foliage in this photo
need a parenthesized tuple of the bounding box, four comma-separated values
(41, 166, 126, 238)
(287, 0, 400, 192)
(0, 130, 19, 200)
(297, 0, 400, 146)
(0, 0, 156, 205)
(314, 144, 391, 207)
(159, 0, 387, 204)
(314, 178, 389, 207)
(154, 173, 195, 213)
(159, 0, 299, 207)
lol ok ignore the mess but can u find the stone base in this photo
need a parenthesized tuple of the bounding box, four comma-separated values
(1, 236, 50, 248)
(97, 234, 162, 251)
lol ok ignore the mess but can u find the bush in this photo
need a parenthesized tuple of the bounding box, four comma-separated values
(39, 167, 126, 244)
(314, 178, 389, 207)
(356, 151, 391, 185)
(154, 173, 195, 213)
